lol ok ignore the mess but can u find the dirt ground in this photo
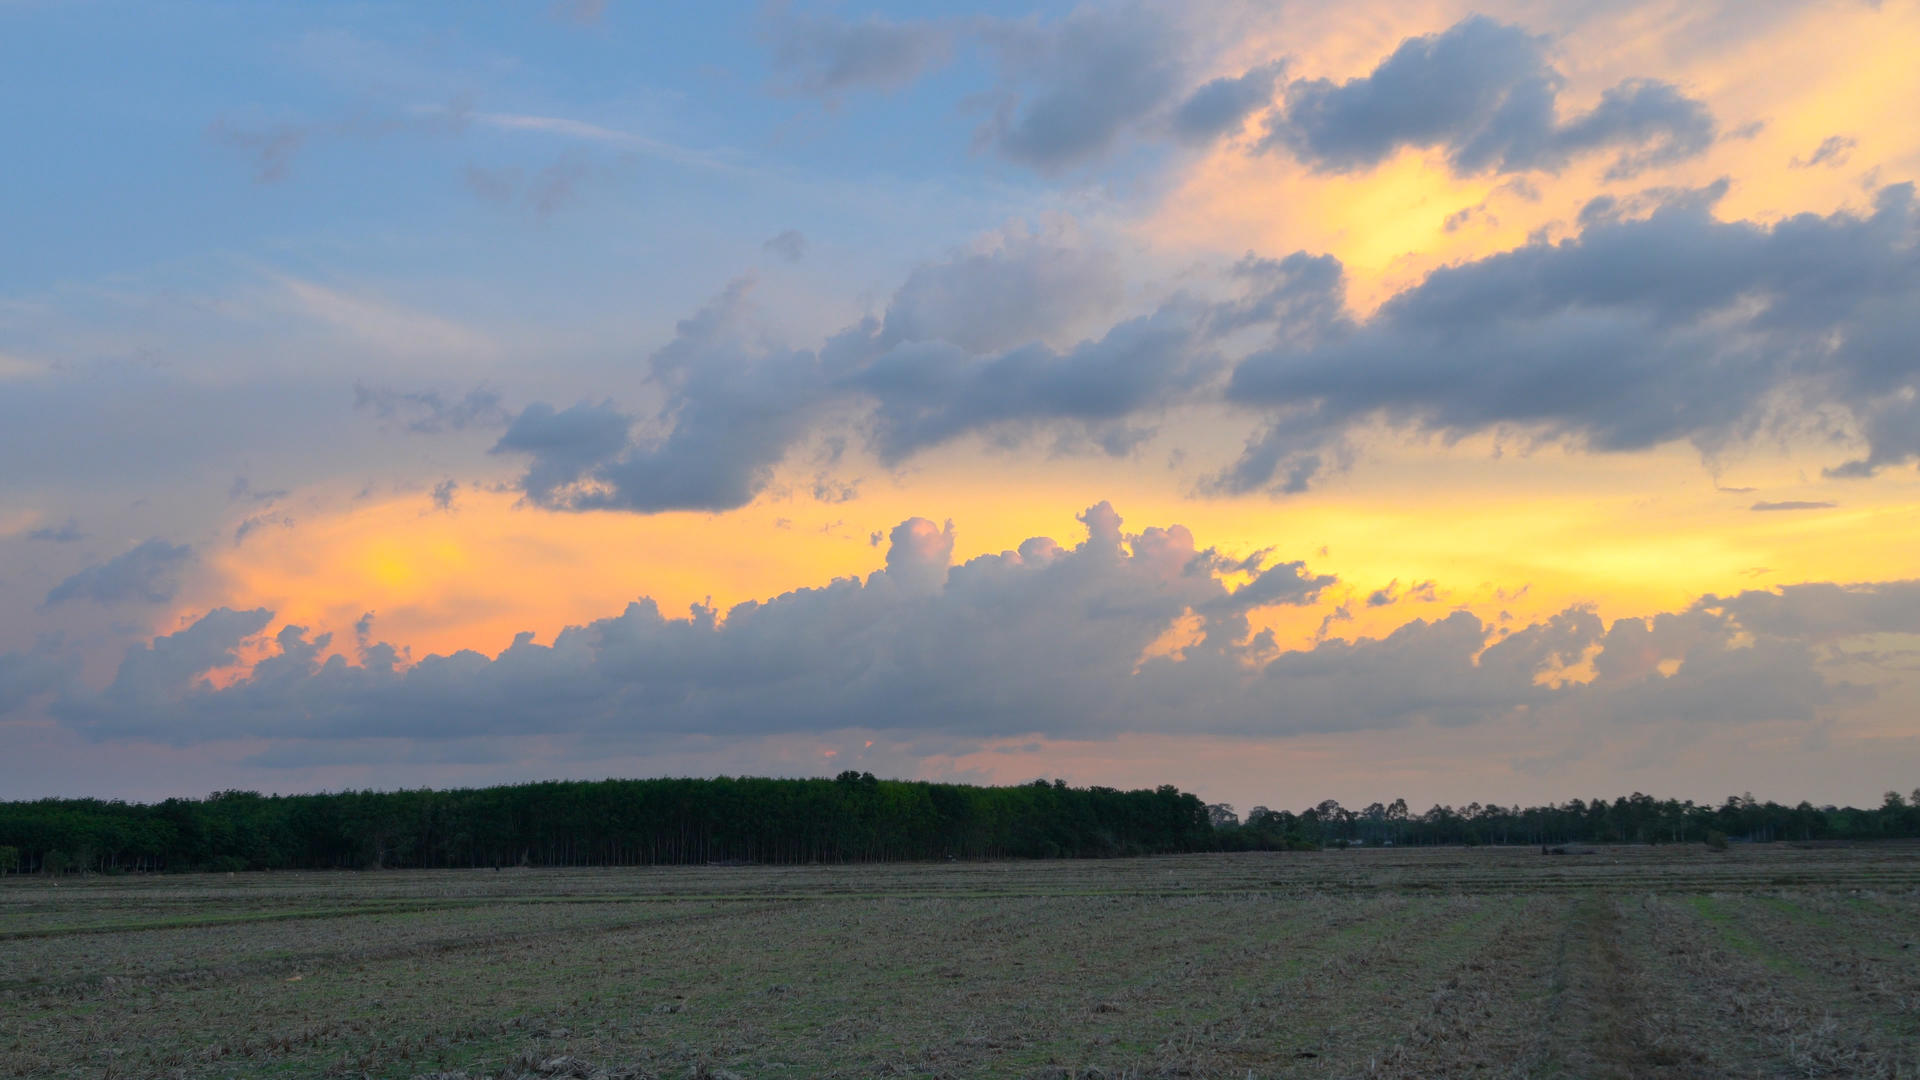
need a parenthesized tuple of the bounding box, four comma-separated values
(3, 843, 1918, 1078)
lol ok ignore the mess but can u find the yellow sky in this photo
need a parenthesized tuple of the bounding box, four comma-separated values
(192, 421, 1920, 668)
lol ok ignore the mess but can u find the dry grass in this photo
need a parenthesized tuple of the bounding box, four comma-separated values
(2, 844, 1918, 1078)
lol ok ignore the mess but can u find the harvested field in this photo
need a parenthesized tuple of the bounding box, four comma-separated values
(4, 844, 1919, 1079)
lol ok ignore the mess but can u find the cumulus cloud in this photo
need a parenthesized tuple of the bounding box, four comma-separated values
(765, 4, 1204, 171)
(493, 176, 1920, 508)
(1171, 61, 1286, 144)
(972, 6, 1191, 170)
(1260, 16, 1716, 179)
(1219, 181, 1920, 493)
(491, 231, 1260, 513)
(16, 505, 1907, 753)
(42, 540, 194, 608)
(492, 279, 827, 513)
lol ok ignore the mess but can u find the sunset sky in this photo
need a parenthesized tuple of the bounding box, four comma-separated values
(5, 0, 1920, 812)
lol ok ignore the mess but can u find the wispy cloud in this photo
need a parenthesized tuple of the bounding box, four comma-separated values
(272, 275, 494, 360)
(463, 109, 751, 175)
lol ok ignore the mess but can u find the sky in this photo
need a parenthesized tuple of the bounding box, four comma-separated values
(4, 0, 1920, 814)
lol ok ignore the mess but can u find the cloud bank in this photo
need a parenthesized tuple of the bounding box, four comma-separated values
(16, 505, 1910, 757)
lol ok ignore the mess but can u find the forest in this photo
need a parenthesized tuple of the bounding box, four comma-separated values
(2, 774, 1918, 874)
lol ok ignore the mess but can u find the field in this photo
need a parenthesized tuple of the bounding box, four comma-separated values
(4, 845, 1919, 1079)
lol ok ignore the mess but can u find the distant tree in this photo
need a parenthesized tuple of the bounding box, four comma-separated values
(1206, 803, 1240, 829)
(0, 845, 16, 874)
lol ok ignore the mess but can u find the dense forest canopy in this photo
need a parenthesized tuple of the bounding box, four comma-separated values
(2, 775, 1917, 874)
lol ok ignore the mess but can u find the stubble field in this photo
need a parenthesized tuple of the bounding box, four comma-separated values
(4, 844, 1919, 1079)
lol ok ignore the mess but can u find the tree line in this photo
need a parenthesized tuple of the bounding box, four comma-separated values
(4, 777, 1918, 875)
(0, 773, 1212, 873)
(1206, 789, 1920, 851)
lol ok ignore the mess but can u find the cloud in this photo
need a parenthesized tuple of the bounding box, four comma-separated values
(1260, 16, 1715, 179)
(209, 120, 307, 183)
(1750, 500, 1836, 512)
(355, 383, 511, 434)
(25, 519, 85, 543)
(974, 6, 1191, 170)
(22, 505, 1907, 755)
(228, 476, 287, 505)
(1793, 135, 1855, 170)
(763, 229, 808, 263)
(277, 276, 492, 359)
(234, 512, 294, 545)
(763, 9, 1718, 178)
(1171, 61, 1285, 144)
(42, 540, 194, 608)
(872, 232, 1126, 354)
(762, 4, 959, 97)
(493, 279, 827, 513)
(463, 152, 598, 217)
(490, 231, 1254, 513)
(208, 102, 468, 184)
(765, 4, 1202, 171)
(431, 479, 459, 511)
(884, 516, 956, 594)
(0, 640, 74, 714)
(1220, 182, 1920, 493)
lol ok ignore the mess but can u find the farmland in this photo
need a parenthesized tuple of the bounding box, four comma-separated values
(4, 844, 1919, 1079)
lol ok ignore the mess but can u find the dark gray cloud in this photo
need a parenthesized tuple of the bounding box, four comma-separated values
(491, 235, 1249, 513)
(974, 6, 1190, 170)
(763, 10, 1718, 178)
(1220, 182, 1920, 493)
(1261, 16, 1715, 179)
(1750, 500, 1836, 512)
(490, 399, 635, 503)
(42, 539, 194, 608)
(1171, 61, 1286, 144)
(493, 280, 827, 513)
(20, 506, 1909, 751)
(765, 4, 1203, 171)
(843, 306, 1214, 463)
(431, 479, 459, 511)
